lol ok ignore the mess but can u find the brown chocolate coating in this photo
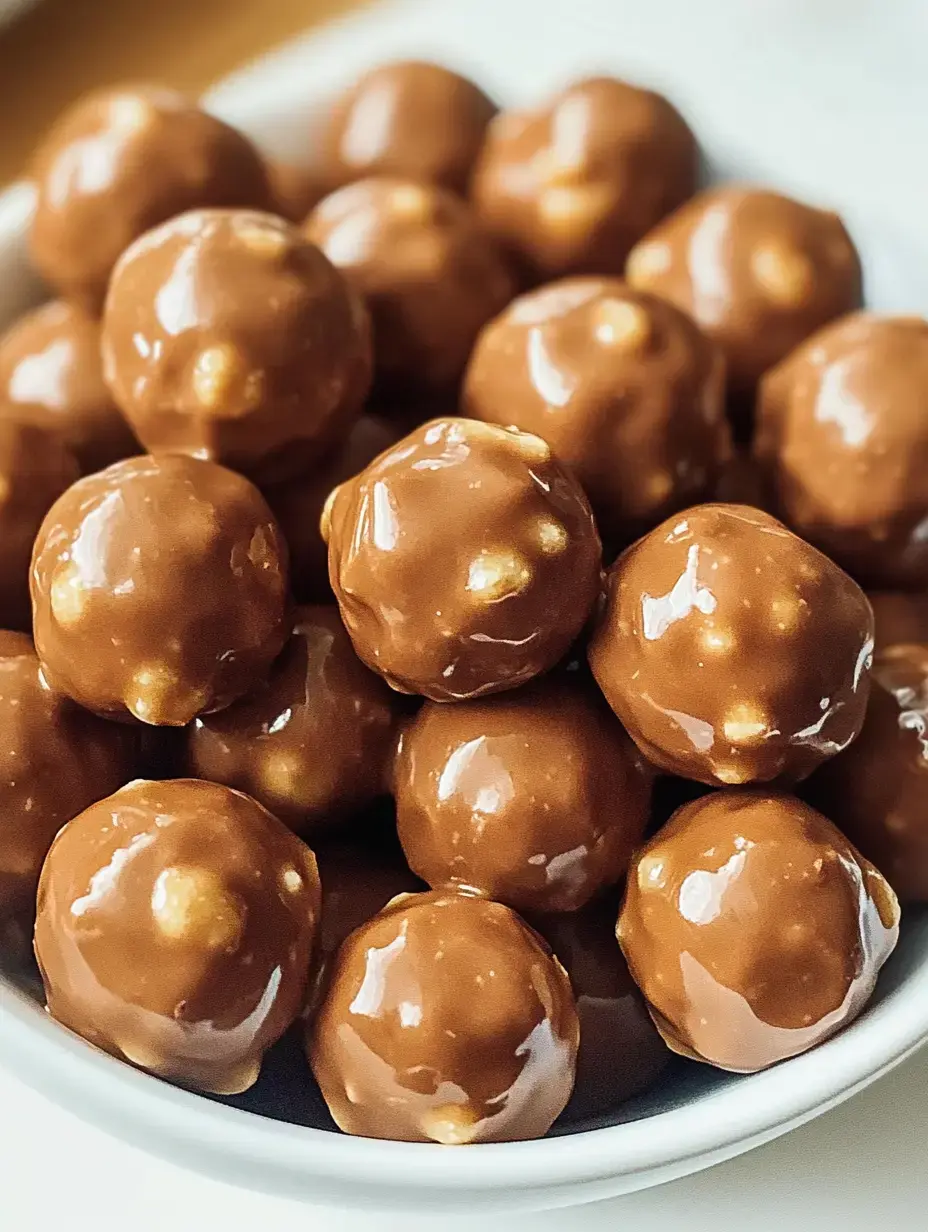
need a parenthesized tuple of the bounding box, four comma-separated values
(266, 160, 326, 224)
(309, 889, 578, 1142)
(472, 76, 697, 281)
(394, 679, 650, 912)
(31, 454, 290, 726)
(326, 417, 602, 700)
(756, 314, 928, 587)
(101, 209, 372, 486)
(869, 591, 928, 651)
(35, 778, 320, 1094)
(306, 177, 515, 397)
(0, 301, 137, 474)
(588, 504, 874, 786)
(626, 187, 862, 395)
(187, 606, 400, 835)
(29, 86, 271, 312)
(320, 61, 496, 195)
(618, 790, 899, 1072)
(462, 277, 730, 542)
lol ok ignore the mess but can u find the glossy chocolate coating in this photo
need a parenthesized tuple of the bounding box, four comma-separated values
(472, 76, 697, 281)
(394, 678, 650, 912)
(0, 301, 137, 474)
(869, 591, 928, 651)
(618, 790, 899, 1072)
(187, 606, 400, 835)
(462, 277, 730, 542)
(306, 177, 515, 397)
(35, 778, 321, 1094)
(588, 504, 874, 786)
(320, 61, 496, 195)
(266, 160, 326, 224)
(101, 209, 372, 486)
(308, 889, 578, 1142)
(29, 86, 271, 312)
(756, 314, 928, 587)
(626, 187, 862, 395)
(31, 454, 290, 726)
(326, 417, 602, 700)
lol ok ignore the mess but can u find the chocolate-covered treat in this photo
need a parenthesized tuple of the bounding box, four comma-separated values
(102, 209, 372, 486)
(472, 76, 697, 281)
(325, 417, 602, 700)
(31, 454, 289, 725)
(869, 591, 928, 651)
(306, 178, 515, 397)
(187, 606, 400, 835)
(462, 277, 729, 542)
(618, 790, 899, 1072)
(394, 679, 649, 912)
(588, 504, 874, 786)
(309, 889, 578, 1142)
(35, 778, 320, 1094)
(29, 86, 271, 312)
(0, 301, 137, 473)
(266, 160, 326, 223)
(320, 61, 496, 195)
(626, 187, 862, 395)
(756, 314, 928, 587)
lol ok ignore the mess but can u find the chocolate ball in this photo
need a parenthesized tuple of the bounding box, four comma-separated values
(462, 277, 730, 542)
(394, 678, 650, 912)
(325, 417, 602, 700)
(626, 187, 862, 395)
(308, 889, 578, 1142)
(472, 76, 697, 281)
(756, 314, 928, 587)
(320, 61, 496, 195)
(588, 503, 874, 786)
(306, 177, 515, 397)
(31, 454, 289, 726)
(266, 160, 326, 223)
(187, 606, 401, 835)
(618, 790, 899, 1072)
(101, 209, 372, 485)
(29, 86, 271, 312)
(35, 778, 320, 1094)
(869, 591, 928, 651)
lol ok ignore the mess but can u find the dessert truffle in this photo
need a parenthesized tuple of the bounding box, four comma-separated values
(869, 591, 928, 652)
(462, 277, 730, 542)
(588, 503, 874, 786)
(31, 454, 289, 726)
(619, 791, 899, 1072)
(308, 889, 578, 1142)
(472, 76, 697, 281)
(394, 678, 650, 912)
(29, 86, 271, 312)
(325, 417, 602, 700)
(101, 209, 372, 485)
(626, 187, 862, 394)
(35, 778, 321, 1094)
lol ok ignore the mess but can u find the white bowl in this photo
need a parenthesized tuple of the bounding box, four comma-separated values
(2, 0, 928, 1213)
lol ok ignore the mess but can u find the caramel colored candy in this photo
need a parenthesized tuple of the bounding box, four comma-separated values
(35, 778, 320, 1094)
(309, 889, 578, 1142)
(619, 791, 899, 1072)
(326, 417, 602, 700)
(588, 504, 874, 786)
(869, 591, 928, 652)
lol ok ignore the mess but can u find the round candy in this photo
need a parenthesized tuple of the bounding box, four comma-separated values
(306, 177, 515, 397)
(325, 417, 602, 700)
(187, 606, 401, 835)
(35, 778, 320, 1095)
(31, 454, 290, 726)
(588, 503, 874, 786)
(472, 76, 697, 281)
(462, 277, 730, 543)
(308, 889, 578, 1142)
(394, 678, 650, 912)
(29, 86, 271, 312)
(102, 209, 372, 485)
(618, 790, 899, 1072)
(756, 314, 928, 587)
(869, 591, 928, 652)
(626, 187, 862, 395)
